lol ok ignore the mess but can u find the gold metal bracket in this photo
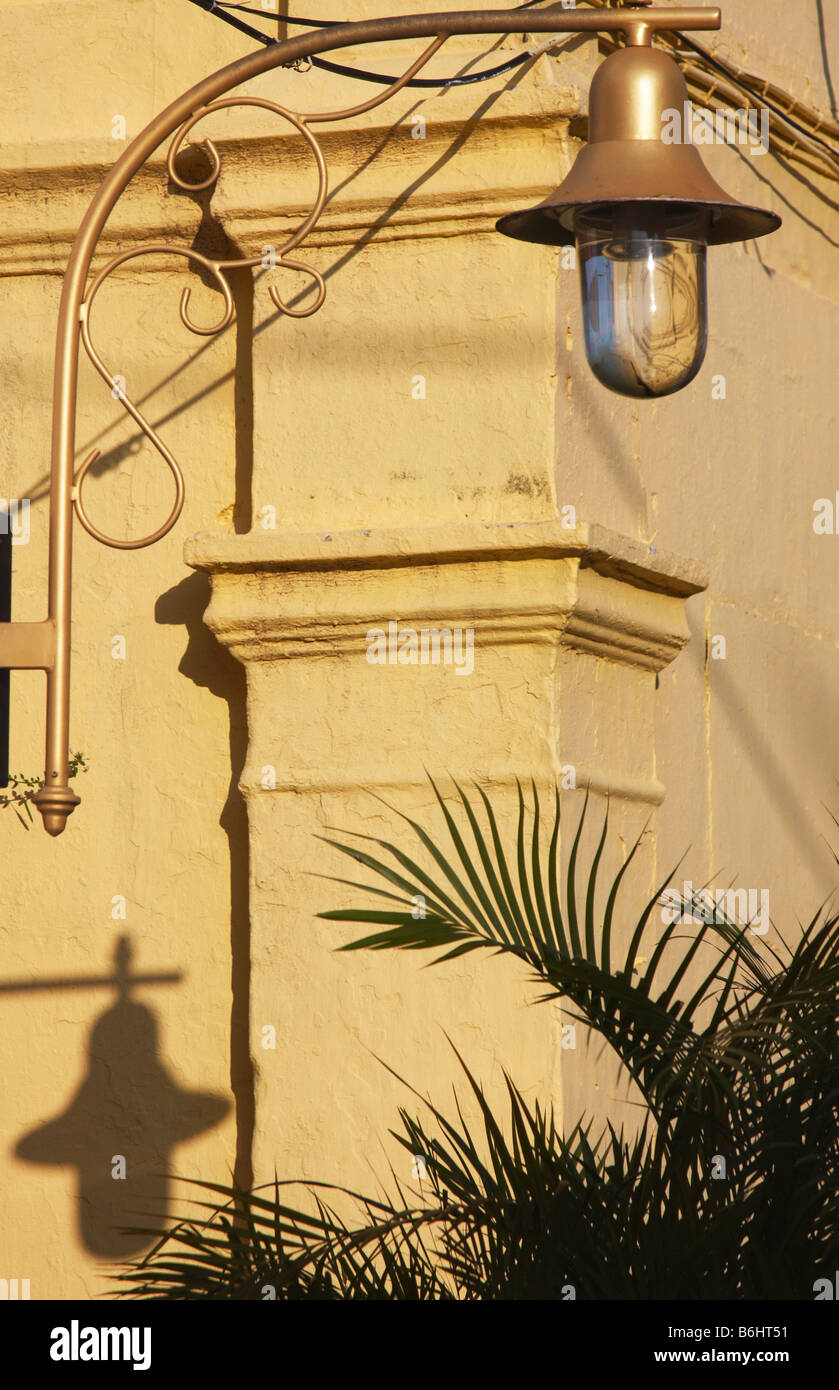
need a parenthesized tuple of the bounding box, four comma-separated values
(0, 622, 55, 671)
(0, 6, 723, 835)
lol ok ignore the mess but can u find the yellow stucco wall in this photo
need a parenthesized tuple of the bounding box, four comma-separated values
(0, 0, 837, 1298)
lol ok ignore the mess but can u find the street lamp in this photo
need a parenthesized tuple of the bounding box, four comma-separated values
(497, 40, 780, 396)
(0, 6, 780, 834)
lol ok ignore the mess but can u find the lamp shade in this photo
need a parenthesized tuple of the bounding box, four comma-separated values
(496, 45, 781, 247)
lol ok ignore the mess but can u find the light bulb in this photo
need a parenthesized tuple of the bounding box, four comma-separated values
(575, 204, 709, 398)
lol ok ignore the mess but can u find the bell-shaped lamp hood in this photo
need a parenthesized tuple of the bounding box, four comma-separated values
(496, 45, 781, 246)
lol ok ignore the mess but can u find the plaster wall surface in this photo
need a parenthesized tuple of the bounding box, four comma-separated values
(0, 0, 836, 1297)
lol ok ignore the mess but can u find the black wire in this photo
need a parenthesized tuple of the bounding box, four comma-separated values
(312, 51, 533, 87)
(214, 3, 330, 20)
(216, 1, 551, 19)
(187, 0, 280, 46)
(188, 0, 561, 87)
(197, 0, 839, 158)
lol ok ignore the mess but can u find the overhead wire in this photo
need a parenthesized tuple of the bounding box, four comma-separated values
(188, 0, 553, 86)
(187, 1, 839, 184)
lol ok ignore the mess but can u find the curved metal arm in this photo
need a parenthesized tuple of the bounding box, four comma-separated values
(4, 6, 721, 835)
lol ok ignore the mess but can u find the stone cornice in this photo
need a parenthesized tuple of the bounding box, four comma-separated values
(185, 519, 707, 673)
(0, 64, 588, 277)
(185, 518, 706, 592)
(241, 766, 667, 807)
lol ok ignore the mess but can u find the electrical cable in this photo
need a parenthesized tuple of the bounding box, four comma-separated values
(187, 0, 564, 86)
(671, 32, 839, 163)
(214, 0, 552, 20)
(310, 51, 533, 86)
(187, 0, 839, 177)
(187, 0, 282, 45)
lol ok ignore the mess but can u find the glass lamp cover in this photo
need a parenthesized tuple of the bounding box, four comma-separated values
(575, 204, 709, 398)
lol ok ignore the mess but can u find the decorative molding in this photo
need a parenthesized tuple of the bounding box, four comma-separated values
(237, 765, 667, 807)
(185, 518, 707, 673)
(566, 567, 693, 672)
(186, 519, 696, 813)
(185, 517, 706, 587)
(0, 69, 588, 277)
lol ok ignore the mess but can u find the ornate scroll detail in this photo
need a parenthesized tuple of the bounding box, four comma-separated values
(167, 99, 329, 319)
(73, 36, 447, 550)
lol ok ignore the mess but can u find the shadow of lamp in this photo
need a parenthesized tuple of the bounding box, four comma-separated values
(0, 6, 780, 834)
(8, 936, 229, 1258)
